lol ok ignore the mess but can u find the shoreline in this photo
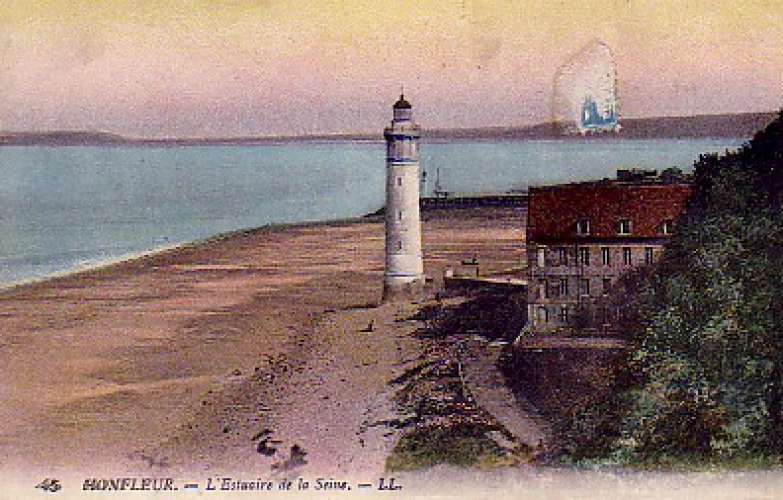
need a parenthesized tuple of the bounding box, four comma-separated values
(0, 197, 526, 296)
(0, 213, 384, 296)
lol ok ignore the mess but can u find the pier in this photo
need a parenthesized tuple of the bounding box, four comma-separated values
(420, 192, 527, 210)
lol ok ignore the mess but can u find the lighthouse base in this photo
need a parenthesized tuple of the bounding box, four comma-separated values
(382, 276, 425, 302)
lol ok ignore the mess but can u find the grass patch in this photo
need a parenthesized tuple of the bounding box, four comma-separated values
(386, 423, 525, 472)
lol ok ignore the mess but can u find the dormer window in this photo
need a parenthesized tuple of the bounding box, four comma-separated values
(661, 219, 674, 235)
(576, 219, 590, 236)
(618, 219, 632, 235)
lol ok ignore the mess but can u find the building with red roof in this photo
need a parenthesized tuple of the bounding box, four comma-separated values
(526, 170, 692, 333)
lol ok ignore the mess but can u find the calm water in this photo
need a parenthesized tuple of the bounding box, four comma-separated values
(0, 138, 742, 286)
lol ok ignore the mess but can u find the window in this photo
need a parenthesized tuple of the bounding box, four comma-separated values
(661, 219, 674, 235)
(618, 219, 632, 235)
(601, 247, 611, 266)
(579, 247, 590, 266)
(576, 219, 590, 235)
(559, 306, 569, 323)
(537, 247, 546, 268)
(559, 278, 569, 297)
(539, 280, 549, 299)
(397, 241, 403, 251)
(623, 247, 632, 265)
(397, 210, 403, 221)
(602, 278, 612, 295)
(396, 177, 402, 187)
(645, 247, 654, 265)
(537, 306, 548, 324)
(579, 278, 590, 296)
(557, 247, 568, 266)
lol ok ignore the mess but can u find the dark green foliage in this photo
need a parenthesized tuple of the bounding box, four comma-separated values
(564, 110, 783, 465)
(386, 423, 507, 471)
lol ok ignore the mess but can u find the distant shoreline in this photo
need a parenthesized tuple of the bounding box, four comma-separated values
(0, 111, 775, 147)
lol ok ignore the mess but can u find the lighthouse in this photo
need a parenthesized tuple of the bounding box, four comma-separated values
(383, 94, 424, 300)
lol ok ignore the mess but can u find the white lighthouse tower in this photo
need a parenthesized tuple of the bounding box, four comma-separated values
(383, 94, 424, 300)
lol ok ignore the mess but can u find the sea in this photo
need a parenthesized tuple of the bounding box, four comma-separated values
(0, 138, 743, 287)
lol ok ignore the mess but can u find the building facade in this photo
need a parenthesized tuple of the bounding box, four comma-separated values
(383, 95, 424, 300)
(526, 173, 692, 333)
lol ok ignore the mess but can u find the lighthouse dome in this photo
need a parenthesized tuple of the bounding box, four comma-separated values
(392, 94, 413, 122)
(393, 94, 412, 109)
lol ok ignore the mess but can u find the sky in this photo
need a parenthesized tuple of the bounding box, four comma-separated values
(0, 0, 782, 138)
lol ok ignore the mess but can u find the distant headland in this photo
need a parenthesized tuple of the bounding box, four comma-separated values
(0, 111, 775, 146)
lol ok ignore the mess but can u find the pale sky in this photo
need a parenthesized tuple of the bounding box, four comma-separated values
(1, 0, 782, 138)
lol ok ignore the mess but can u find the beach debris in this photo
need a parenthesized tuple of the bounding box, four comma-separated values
(251, 429, 273, 441)
(256, 439, 278, 456)
(289, 445, 308, 466)
(271, 444, 308, 470)
(252, 429, 279, 457)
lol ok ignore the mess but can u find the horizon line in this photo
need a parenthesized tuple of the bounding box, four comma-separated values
(0, 110, 777, 143)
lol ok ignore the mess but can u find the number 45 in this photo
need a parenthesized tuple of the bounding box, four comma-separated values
(36, 478, 62, 493)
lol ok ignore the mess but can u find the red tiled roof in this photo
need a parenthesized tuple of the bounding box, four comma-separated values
(527, 181, 692, 242)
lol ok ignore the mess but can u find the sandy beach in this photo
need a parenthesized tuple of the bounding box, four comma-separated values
(0, 207, 524, 482)
(3, 205, 783, 500)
